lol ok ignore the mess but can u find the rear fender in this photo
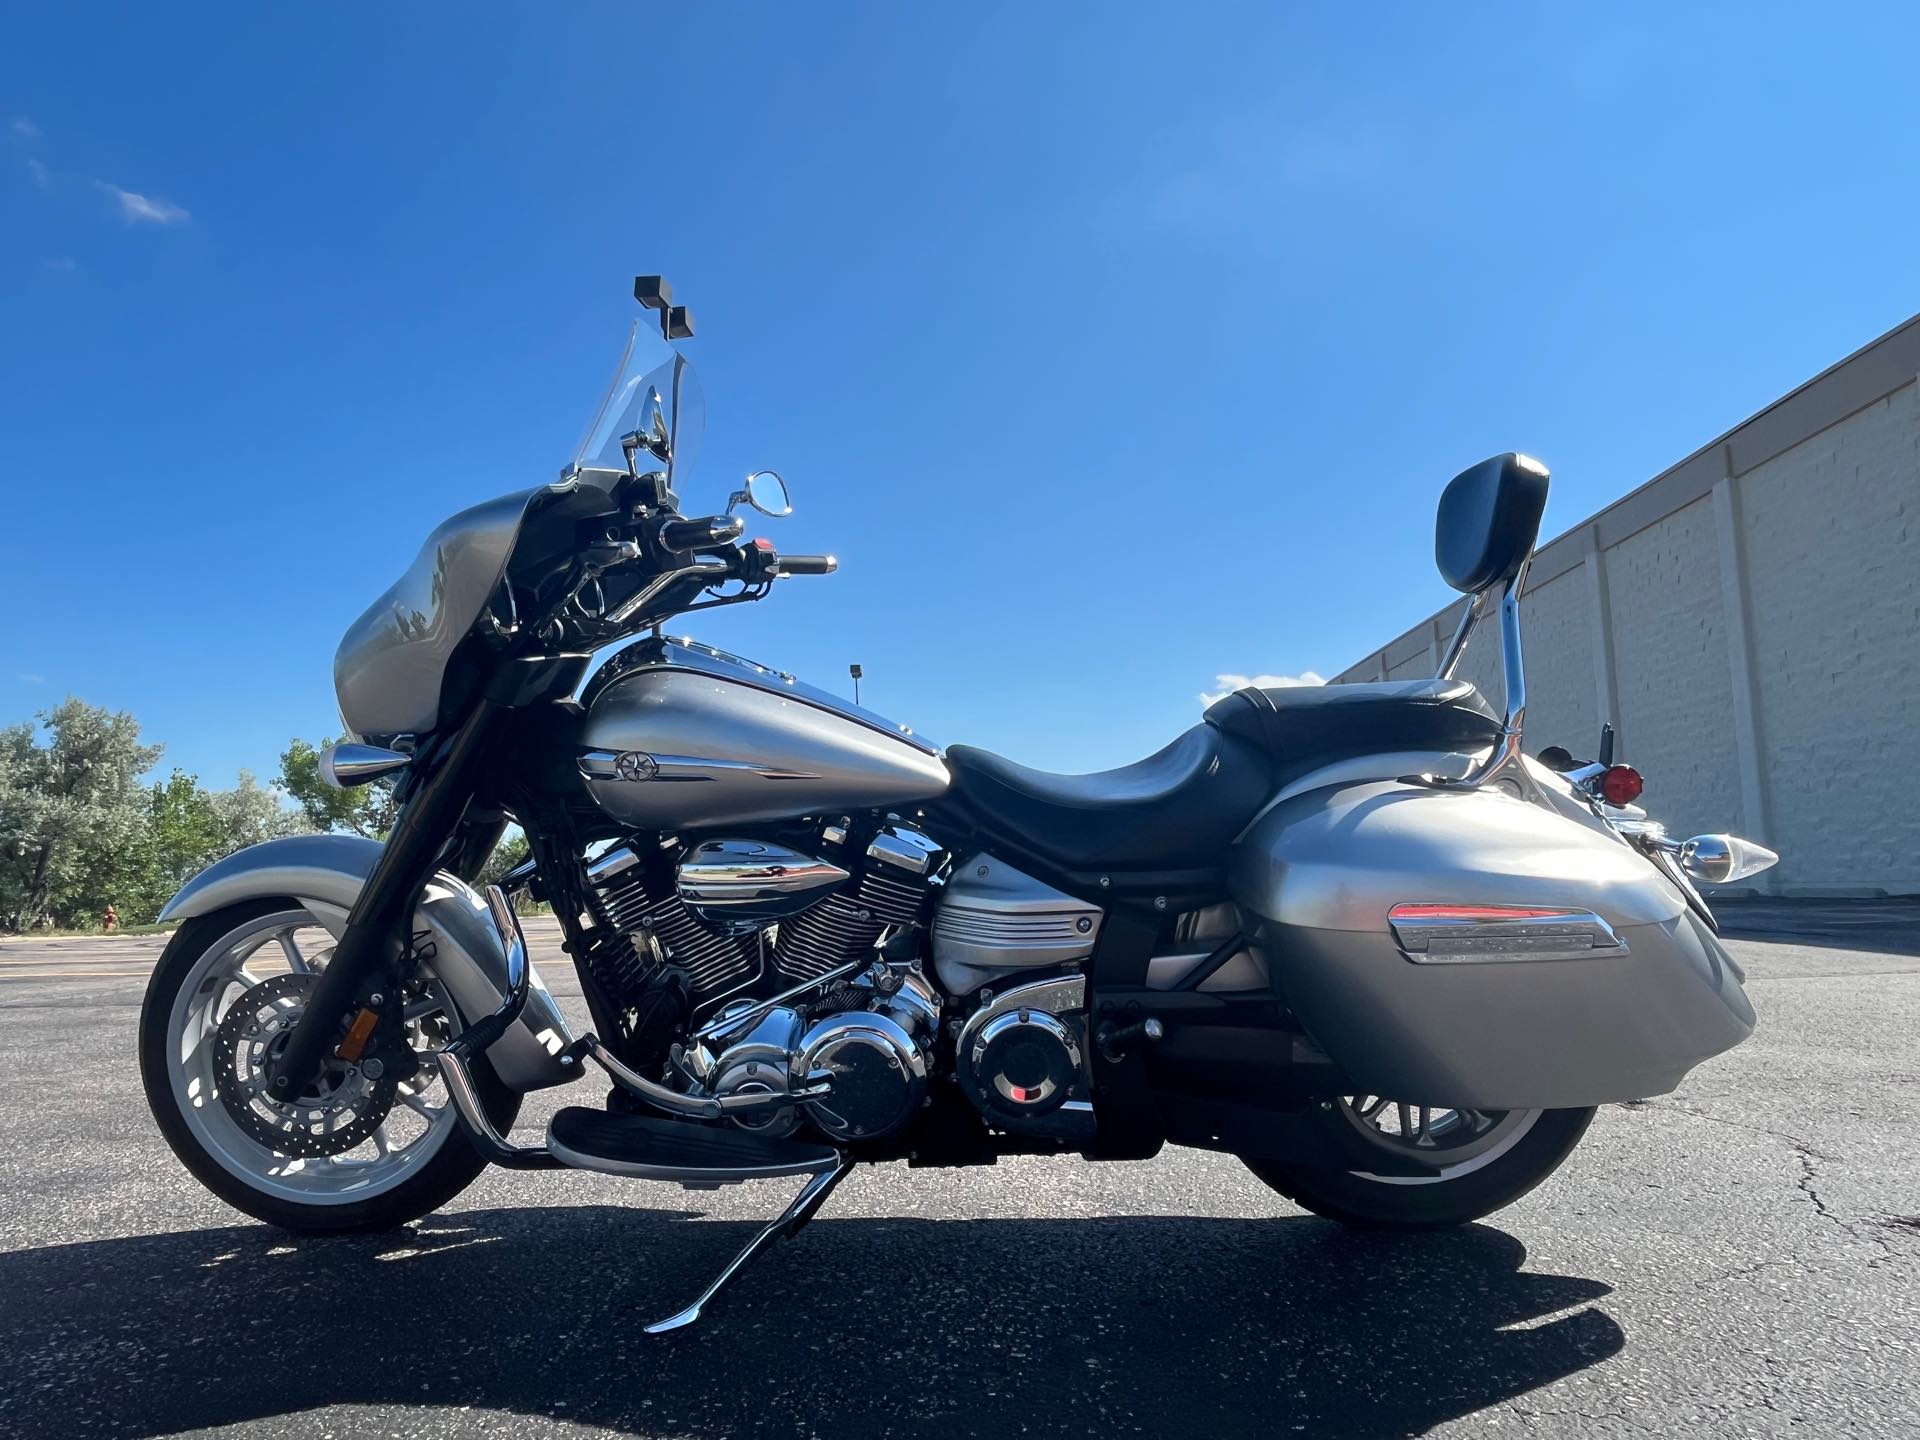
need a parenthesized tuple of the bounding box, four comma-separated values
(159, 834, 577, 1093)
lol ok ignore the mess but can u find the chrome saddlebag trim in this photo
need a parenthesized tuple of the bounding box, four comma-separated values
(1388, 903, 1627, 963)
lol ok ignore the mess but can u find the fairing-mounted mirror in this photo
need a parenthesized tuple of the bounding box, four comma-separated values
(727, 469, 793, 517)
(620, 386, 672, 472)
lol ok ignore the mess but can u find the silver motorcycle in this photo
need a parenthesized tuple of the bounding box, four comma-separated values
(139, 276, 1775, 1332)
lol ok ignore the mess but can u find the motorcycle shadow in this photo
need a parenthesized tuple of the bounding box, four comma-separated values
(0, 1202, 1622, 1439)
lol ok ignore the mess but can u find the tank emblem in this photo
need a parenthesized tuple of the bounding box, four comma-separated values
(613, 751, 660, 782)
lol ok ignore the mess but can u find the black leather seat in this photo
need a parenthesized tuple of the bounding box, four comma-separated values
(1202, 678, 1501, 768)
(943, 724, 1270, 870)
(943, 680, 1501, 872)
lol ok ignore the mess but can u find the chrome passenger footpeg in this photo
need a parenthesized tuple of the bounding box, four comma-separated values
(544, 1106, 838, 1184)
(645, 1152, 855, 1335)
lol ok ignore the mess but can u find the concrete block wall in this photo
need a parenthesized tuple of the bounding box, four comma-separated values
(1338, 317, 1920, 895)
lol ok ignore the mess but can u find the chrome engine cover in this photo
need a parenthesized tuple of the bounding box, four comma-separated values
(955, 975, 1095, 1141)
(675, 839, 850, 935)
(705, 1005, 806, 1137)
(698, 967, 942, 1144)
(792, 1010, 927, 1141)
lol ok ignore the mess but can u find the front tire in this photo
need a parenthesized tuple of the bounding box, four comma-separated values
(140, 897, 521, 1233)
(1245, 1103, 1596, 1230)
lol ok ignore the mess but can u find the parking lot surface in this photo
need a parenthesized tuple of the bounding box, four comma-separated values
(1, 901, 1916, 1438)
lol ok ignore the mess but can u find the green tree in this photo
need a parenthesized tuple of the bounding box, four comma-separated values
(129, 768, 222, 919)
(478, 829, 530, 888)
(0, 699, 163, 929)
(213, 769, 308, 851)
(278, 737, 398, 839)
(124, 767, 309, 920)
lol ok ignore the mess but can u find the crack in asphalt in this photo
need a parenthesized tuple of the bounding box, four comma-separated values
(1626, 1098, 1909, 1268)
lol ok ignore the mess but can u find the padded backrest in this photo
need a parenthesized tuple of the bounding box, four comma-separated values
(1435, 453, 1550, 594)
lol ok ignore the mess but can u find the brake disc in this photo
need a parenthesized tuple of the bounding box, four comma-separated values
(212, 973, 399, 1158)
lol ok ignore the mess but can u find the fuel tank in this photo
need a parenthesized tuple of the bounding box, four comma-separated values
(1231, 764, 1755, 1110)
(577, 638, 950, 829)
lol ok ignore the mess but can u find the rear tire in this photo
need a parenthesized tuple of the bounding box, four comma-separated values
(1245, 1105, 1596, 1230)
(140, 897, 522, 1234)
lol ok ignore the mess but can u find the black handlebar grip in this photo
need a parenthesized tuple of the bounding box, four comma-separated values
(776, 554, 838, 576)
(658, 515, 746, 553)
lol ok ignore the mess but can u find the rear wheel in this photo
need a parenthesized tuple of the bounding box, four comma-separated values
(140, 897, 520, 1233)
(1244, 1097, 1595, 1230)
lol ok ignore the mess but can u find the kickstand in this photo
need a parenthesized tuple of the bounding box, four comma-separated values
(645, 1152, 855, 1334)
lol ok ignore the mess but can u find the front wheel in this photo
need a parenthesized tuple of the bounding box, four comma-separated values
(1245, 1099, 1596, 1230)
(139, 897, 521, 1233)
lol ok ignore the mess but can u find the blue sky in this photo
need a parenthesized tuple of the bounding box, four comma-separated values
(4, 5, 1917, 786)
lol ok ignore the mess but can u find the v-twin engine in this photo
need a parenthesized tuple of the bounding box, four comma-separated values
(688, 962, 942, 1142)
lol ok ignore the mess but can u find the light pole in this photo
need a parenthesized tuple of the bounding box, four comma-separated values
(849, 663, 863, 706)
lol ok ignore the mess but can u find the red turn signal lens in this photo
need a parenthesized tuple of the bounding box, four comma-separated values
(1600, 764, 1644, 806)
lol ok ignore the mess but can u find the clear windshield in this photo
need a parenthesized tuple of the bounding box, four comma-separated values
(570, 320, 704, 490)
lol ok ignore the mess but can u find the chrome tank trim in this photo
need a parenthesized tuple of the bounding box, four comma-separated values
(578, 750, 824, 783)
(158, 834, 577, 1093)
(1388, 904, 1627, 963)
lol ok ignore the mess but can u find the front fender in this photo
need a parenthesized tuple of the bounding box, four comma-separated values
(161, 834, 577, 1093)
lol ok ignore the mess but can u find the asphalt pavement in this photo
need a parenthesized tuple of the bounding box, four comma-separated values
(1, 902, 1915, 1439)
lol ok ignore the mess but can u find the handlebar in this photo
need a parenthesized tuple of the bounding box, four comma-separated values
(657, 514, 745, 553)
(774, 553, 838, 577)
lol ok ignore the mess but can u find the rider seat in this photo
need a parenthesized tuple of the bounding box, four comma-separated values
(943, 680, 1501, 872)
(943, 724, 1270, 870)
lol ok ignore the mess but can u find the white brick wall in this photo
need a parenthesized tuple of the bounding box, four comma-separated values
(1740, 384, 1920, 890)
(1606, 498, 1746, 837)
(1334, 323, 1920, 894)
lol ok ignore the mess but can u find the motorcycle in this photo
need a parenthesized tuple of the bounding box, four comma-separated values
(139, 277, 1776, 1332)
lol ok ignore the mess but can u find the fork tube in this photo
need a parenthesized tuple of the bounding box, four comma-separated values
(267, 698, 500, 1099)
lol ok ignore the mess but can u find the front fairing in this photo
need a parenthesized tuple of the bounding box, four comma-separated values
(334, 482, 573, 741)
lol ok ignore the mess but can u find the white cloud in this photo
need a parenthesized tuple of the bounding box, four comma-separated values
(41, 256, 76, 273)
(1199, 671, 1325, 706)
(9, 116, 38, 141)
(25, 157, 48, 187)
(97, 180, 189, 225)
(18, 672, 47, 684)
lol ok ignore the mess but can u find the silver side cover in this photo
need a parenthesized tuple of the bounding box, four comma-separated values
(932, 853, 1102, 994)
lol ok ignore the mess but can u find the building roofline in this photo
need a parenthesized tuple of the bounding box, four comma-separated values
(1338, 311, 1920, 682)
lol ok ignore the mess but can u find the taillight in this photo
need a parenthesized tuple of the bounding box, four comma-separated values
(1600, 764, 1643, 806)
